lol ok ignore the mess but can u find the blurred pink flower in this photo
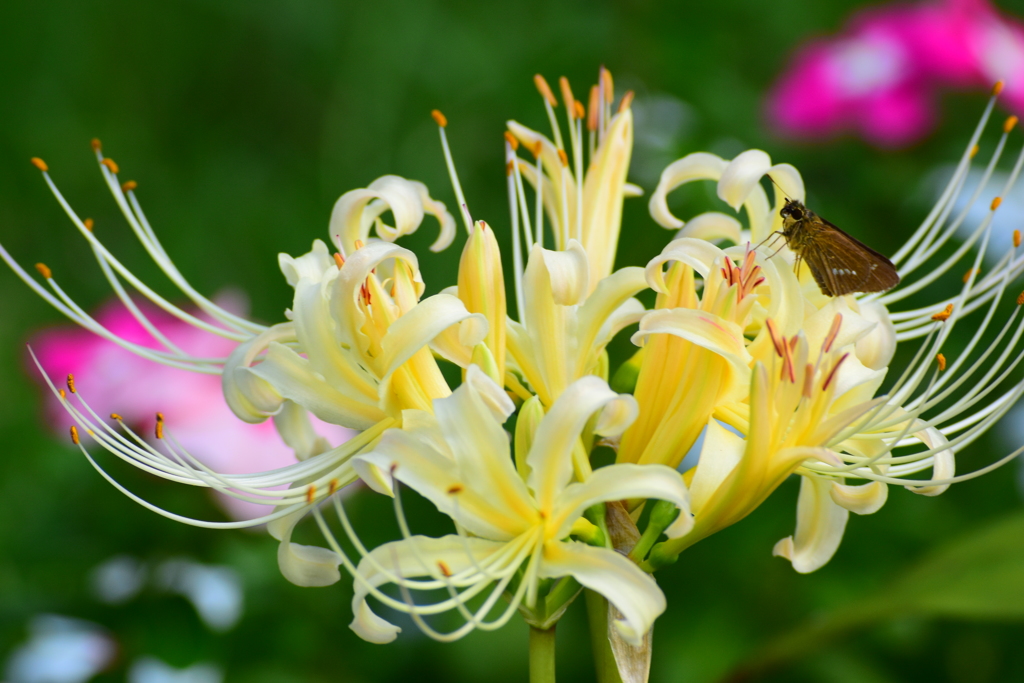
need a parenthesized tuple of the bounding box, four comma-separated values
(29, 293, 353, 521)
(767, 0, 1024, 147)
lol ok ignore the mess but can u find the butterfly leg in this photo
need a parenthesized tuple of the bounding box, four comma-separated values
(752, 231, 784, 252)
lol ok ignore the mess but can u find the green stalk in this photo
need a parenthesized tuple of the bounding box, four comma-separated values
(529, 625, 557, 683)
(585, 590, 623, 683)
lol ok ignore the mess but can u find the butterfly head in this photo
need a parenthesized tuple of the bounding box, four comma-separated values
(780, 199, 807, 222)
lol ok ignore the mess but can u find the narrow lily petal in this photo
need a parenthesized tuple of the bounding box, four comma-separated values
(539, 542, 665, 648)
(278, 239, 335, 287)
(717, 149, 772, 211)
(272, 400, 333, 461)
(575, 266, 648, 377)
(688, 419, 745, 515)
(550, 463, 692, 539)
(854, 300, 898, 371)
(279, 540, 343, 587)
(222, 323, 295, 423)
(830, 480, 888, 515)
(773, 475, 849, 574)
(675, 212, 743, 244)
(908, 426, 955, 496)
(631, 308, 752, 403)
(379, 293, 486, 378)
(649, 153, 728, 229)
(581, 109, 633, 289)
(350, 535, 508, 644)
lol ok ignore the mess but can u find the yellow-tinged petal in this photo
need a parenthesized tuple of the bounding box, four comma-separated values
(688, 419, 745, 516)
(458, 220, 507, 380)
(649, 153, 728, 229)
(773, 475, 849, 574)
(581, 108, 633, 289)
(830, 480, 888, 515)
(674, 211, 743, 244)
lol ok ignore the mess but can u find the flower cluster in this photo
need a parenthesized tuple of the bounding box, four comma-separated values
(768, 0, 1024, 146)
(5, 68, 1024, 667)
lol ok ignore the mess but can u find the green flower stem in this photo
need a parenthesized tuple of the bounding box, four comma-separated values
(585, 590, 623, 683)
(529, 625, 557, 683)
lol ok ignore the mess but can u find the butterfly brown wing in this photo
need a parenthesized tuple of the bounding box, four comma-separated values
(798, 219, 900, 296)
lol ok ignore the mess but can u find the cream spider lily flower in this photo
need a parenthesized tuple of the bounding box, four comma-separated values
(328, 367, 691, 645)
(2, 143, 486, 585)
(628, 85, 1024, 573)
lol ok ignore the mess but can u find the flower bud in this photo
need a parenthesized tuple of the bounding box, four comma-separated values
(458, 220, 506, 381)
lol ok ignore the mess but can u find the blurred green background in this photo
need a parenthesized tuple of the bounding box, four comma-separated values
(3, 1, 1024, 681)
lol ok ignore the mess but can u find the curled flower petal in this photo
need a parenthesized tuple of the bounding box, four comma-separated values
(773, 474, 849, 573)
(830, 480, 888, 515)
(717, 149, 772, 211)
(649, 153, 728, 229)
(675, 212, 743, 244)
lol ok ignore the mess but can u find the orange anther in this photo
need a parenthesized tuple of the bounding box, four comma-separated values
(557, 149, 569, 167)
(533, 74, 558, 106)
(66, 374, 76, 394)
(91, 138, 102, 152)
(503, 131, 519, 150)
(991, 196, 1002, 210)
(70, 425, 80, 445)
(438, 560, 452, 577)
(600, 67, 614, 103)
(573, 100, 586, 120)
(333, 252, 345, 269)
(110, 413, 122, 421)
(59, 389, 66, 400)
(431, 109, 447, 128)
(121, 180, 137, 193)
(155, 412, 164, 439)
(823, 313, 843, 353)
(35, 263, 52, 279)
(994, 80, 1005, 96)
(764, 318, 784, 357)
(447, 484, 463, 494)
(970, 144, 980, 159)
(587, 85, 600, 132)
(1005, 115, 1019, 133)
(558, 76, 575, 112)
(931, 303, 954, 321)
(802, 363, 814, 399)
(30, 157, 49, 172)
(505, 160, 514, 177)
(306, 485, 317, 503)
(936, 353, 947, 371)
(328, 479, 339, 495)
(1017, 290, 1024, 306)
(354, 239, 365, 250)
(618, 90, 635, 113)
(963, 268, 980, 283)
(100, 158, 119, 174)
(1014, 230, 1021, 247)
(531, 141, 543, 159)
(83, 218, 94, 231)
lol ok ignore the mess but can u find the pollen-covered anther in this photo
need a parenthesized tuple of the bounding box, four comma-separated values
(823, 312, 843, 353)
(963, 268, 981, 283)
(35, 263, 52, 279)
(1017, 290, 1024, 306)
(30, 157, 49, 172)
(991, 196, 1002, 211)
(110, 413, 122, 421)
(573, 100, 586, 120)
(600, 67, 614, 102)
(333, 252, 345, 269)
(822, 353, 850, 391)
(59, 389, 66, 400)
(121, 180, 137, 193)
(91, 138, 102, 152)
(557, 149, 569, 167)
(802, 363, 814, 398)
(558, 76, 576, 112)
(587, 86, 600, 131)
(533, 74, 558, 107)
(931, 303, 954, 321)
(1005, 116, 1019, 133)
(503, 131, 519, 151)
(155, 412, 164, 439)
(970, 144, 980, 159)
(447, 484, 463, 495)
(994, 80, 1005, 96)
(100, 158, 119, 174)
(328, 479, 339, 495)
(430, 109, 448, 128)
(618, 90, 635, 112)
(70, 425, 80, 445)
(936, 353, 947, 371)
(66, 374, 76, 393)
(354, 239, 365, 250)
(505, 160, 514, 177)
(438, 560, 453, 578)
(83, 218, 94, 232)
(531, 141, 543, 159)
(1014, 230, 1022, 248)
(306, 485, 317, 504)
(780, 337, 796, 383)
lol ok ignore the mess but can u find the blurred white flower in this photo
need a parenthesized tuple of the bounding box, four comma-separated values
(4, 615, 114, 683)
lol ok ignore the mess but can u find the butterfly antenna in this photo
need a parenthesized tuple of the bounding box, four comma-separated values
(766, 173, 790, 201)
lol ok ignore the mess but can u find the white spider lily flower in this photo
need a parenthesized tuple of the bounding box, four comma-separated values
(329, 367, 691, 645)
(630, 87, 1024, 574)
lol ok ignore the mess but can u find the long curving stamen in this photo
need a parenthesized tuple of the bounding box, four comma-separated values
(431, 110, 473, 234)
